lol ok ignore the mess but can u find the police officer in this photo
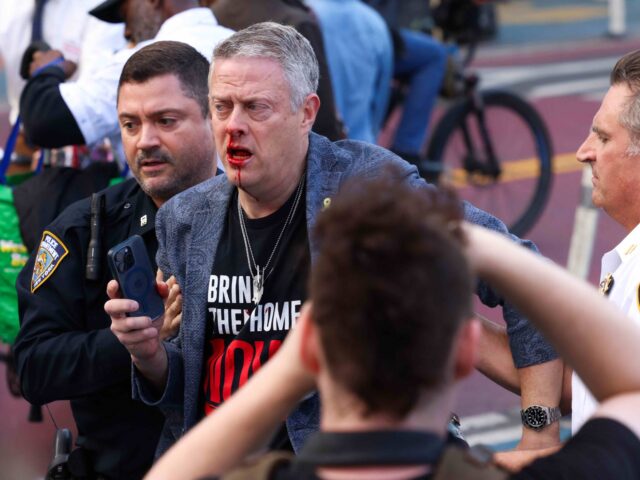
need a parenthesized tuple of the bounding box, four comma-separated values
(13, 41, 217, 480)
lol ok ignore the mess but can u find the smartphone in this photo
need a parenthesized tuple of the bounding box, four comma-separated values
(107, 235, 164, 320)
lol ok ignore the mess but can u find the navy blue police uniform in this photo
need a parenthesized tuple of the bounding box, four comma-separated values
(13, 178, 164, 480)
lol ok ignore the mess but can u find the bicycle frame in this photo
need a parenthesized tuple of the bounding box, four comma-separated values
(459, 89, 502, 179)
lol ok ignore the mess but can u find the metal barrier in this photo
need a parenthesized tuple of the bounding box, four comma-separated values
(566, 166, 599, 279)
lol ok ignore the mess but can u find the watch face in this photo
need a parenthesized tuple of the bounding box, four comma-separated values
(523, 406, 547, 429)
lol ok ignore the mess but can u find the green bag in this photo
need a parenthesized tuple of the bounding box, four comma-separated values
(0, 185, 29, 343)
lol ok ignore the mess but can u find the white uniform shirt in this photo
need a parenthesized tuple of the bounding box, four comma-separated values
(60, 8, 233, 146)
(0, 0, 125, 124)
(571, 222, 640, 432)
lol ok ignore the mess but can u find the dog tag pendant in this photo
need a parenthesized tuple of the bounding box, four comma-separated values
(252, 265, 264, 305)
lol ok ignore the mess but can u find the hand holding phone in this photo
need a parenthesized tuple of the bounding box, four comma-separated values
(107, 235, 164, 320)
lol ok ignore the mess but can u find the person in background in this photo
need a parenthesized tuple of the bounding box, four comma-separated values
(0, 0, 125, 171)
(306, 0, 392, 143)
(364, 0, 451, 165)
(18, 0, 232, 156)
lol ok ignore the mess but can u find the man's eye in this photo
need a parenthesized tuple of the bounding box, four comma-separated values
(158, 118, 176, 127)
(122, 121, 136, 131)
(247, 103, 267, 112)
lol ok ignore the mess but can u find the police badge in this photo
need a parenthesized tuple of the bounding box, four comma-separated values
(31, 231, 69, 292)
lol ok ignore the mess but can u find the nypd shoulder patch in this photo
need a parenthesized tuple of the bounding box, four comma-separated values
(31, 231, 69, 293)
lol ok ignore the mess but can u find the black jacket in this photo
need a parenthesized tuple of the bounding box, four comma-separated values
(13, 178, 164, 480)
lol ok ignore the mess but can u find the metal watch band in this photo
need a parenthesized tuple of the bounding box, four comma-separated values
(547, 406, 562, 424)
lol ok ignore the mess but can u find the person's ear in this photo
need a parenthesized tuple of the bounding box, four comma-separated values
(453, 317, 481, 380)
(299, 303, 321, 374)
(300, 94, 320, 132)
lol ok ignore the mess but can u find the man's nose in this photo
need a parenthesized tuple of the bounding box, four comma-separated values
(137, 124, 160, 150)
(224, 107, 248, 137)
(577, 134, 595, 164)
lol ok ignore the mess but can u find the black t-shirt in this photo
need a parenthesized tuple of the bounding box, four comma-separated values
(202, 186, 310, 415)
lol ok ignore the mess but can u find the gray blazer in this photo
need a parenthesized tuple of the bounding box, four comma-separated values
(134, 133, 556, 453)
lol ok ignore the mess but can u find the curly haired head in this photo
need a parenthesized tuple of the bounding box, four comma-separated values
(311, 168, 473, 419)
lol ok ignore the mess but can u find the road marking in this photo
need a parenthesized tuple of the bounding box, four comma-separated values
(446, 152, 580, 188)
(498, 1, 606, 25)
(530, 77, 610, 99)
(461, 411, 509, 429)
(479, 57, 616, 90)
(466, 425, 524, 447)
(554, 152, 583, 174)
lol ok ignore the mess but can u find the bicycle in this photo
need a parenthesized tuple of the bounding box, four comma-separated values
(387, 0, 553, 237)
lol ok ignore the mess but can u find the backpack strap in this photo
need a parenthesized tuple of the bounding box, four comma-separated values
(221, 451, 294, 480)
(433, 445, 510, 480)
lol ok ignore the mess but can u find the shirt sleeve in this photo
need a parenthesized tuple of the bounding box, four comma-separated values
(59, 47, 134, 146)
(463, 200, 558, 367)
(371, 23, 393, 136)
(19, 65, 85, 148)
(513, 418, 640, 480)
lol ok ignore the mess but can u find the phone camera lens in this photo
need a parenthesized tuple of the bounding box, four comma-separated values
(123, 248, 134, 269)
(116, 247, 135, 273)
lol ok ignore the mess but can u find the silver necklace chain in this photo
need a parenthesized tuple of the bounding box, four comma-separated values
(237, 171, 306, 305)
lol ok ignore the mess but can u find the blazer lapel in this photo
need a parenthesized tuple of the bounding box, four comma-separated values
(182, 179, 233, 427)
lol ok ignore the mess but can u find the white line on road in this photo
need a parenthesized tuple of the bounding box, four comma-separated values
(529, 76, 610, 99)
(465, 425, 524, 447)
(460, 412, 510, 430)
(478, 56, 617, 90)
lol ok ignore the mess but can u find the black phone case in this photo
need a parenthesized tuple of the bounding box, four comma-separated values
(107, 235, 164, 320)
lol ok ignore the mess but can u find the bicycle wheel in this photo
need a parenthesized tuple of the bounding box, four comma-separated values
(425, 90, 553, 237)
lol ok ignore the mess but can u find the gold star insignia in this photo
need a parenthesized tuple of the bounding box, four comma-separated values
(599, 273, 614, 296)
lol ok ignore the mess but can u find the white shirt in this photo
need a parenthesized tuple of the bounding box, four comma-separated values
(0, 0, 125, 123)
(571, 222, 640, 432)
(60, 8, 233, 146)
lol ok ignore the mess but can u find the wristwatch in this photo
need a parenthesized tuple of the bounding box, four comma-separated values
(520, 405, 562, 430)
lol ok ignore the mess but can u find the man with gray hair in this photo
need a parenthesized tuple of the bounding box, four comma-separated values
(572, 49, 640, 432)
(107, 22, 561, 453)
